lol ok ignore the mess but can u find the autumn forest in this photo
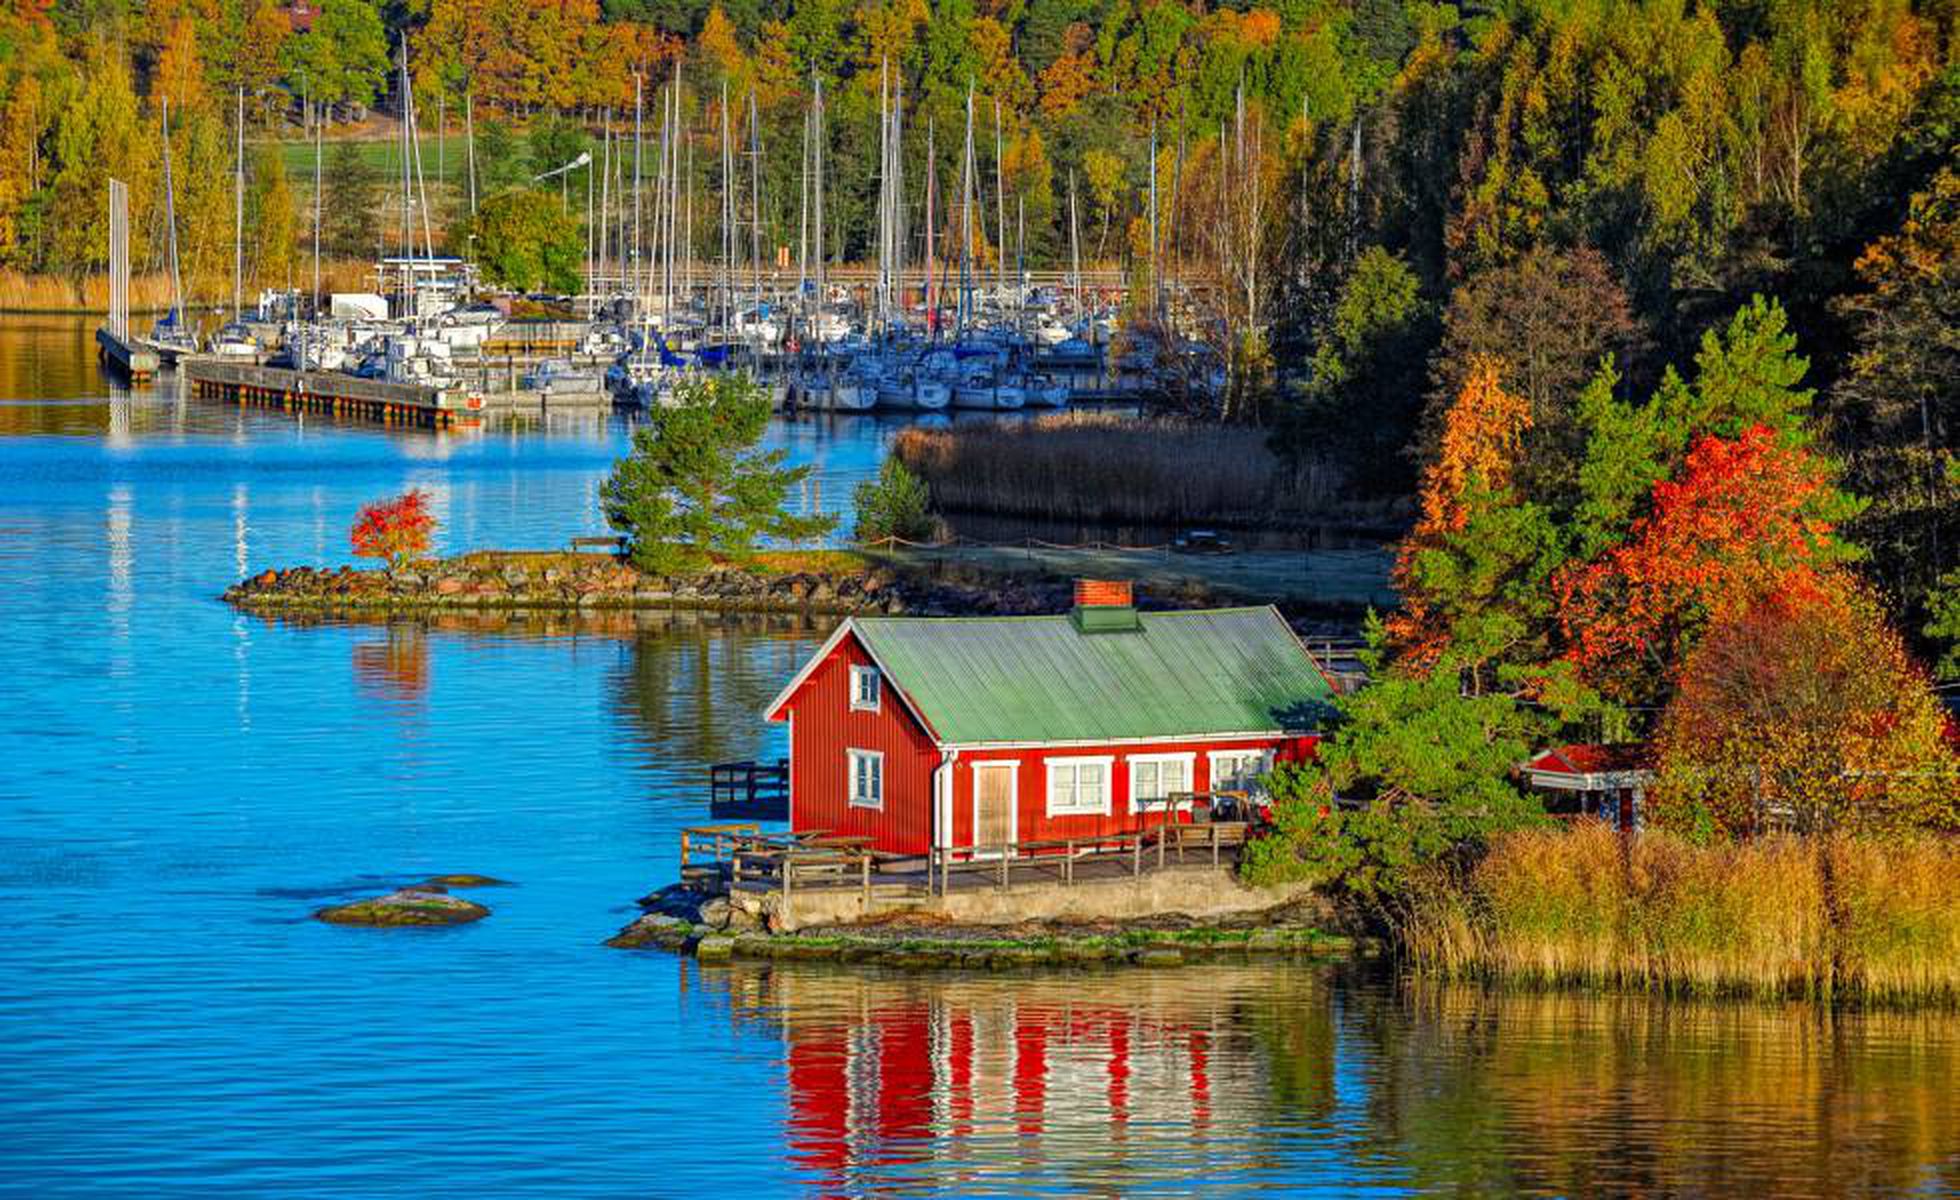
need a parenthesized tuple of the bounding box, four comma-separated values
(0, 0, 1956, 852)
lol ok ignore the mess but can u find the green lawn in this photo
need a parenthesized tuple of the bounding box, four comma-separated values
(270, 134, 474, 183)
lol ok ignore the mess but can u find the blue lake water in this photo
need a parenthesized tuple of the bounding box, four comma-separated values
(0, 316, 1955, 1197)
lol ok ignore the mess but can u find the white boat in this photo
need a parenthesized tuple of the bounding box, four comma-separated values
(522, 358, 604, 396)
(876, 370, 951, 410)
(1022, 373, 1069, 409)
(793, 370, 873, 411)
(953, 372, 1025, 410)
(209, 321, 258, 357)
(732, 309, 782, 346)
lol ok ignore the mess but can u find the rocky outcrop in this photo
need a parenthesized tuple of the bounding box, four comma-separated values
(315, 884, 491, 927)
(222, 555, 1097, 618)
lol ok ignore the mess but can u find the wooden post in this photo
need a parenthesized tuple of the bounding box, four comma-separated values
(860, 854, 870, 912)
(1157, 827, 1166, 870)
(680, 831, 691, 870)
(1064, 842, 1073, 886)
(999, 846, 1008, 891)
(1132, 833, 1141, 877)
(1211, 826, 1220, 869)
(782, 859, 793, 928)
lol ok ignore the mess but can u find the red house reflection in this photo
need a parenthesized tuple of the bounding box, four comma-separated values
(738, 967, 1328, 1194)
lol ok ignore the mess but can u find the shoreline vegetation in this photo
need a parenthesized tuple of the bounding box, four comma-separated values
(1402, 823, 1960, 1007)
(890, 415, 1409, 538)
(0, 262, 377, 316)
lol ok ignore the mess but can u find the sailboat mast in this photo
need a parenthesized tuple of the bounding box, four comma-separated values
(813, 74, 825, 346)
(1068, 168, 1080, 318)
(993, 98, 1005, 310)
(875, 58, 888, 335)
(721, 77, 733, 337)
(924, 118, 935, 338)
(959, 85, 973, 336)
(748, 89, 762, 345)
(161, 98, 185, 324)
(310, 96, 321, 311)
(632, 74, 644, 320)
(233, 85, 244, 321)
(1148, 118, 1159, 326)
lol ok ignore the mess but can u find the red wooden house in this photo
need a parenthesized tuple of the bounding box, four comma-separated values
(763, 582, 1337, 856)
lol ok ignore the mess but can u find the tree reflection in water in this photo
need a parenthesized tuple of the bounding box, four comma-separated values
(690, 962, 1959, 1198)
(609, 610, 829, 771)
(351, 624, 430, 702)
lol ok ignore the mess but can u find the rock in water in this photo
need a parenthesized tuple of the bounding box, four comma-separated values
(422, 873, 510, 889)
(315, 886, 490, 927)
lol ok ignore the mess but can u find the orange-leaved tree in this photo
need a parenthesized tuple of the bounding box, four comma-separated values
(1555, 423, 1857, 702)
(1386, 355, 1535, 669)
(351, 490, 437, 570)
(1651, 579, 1958, 837)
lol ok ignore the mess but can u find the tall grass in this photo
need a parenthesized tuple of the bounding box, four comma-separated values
(0, 260, 378, 314)
(890, 413, 1386, 531)
(1405, 822, 1960, 1005)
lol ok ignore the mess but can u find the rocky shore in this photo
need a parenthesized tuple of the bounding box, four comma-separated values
(222, 551, 1126, 618)
(607, 884, 1355, 968)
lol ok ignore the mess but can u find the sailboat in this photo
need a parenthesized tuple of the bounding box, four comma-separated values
(145, 98, 199, 363)
(209, 87, 257, 357)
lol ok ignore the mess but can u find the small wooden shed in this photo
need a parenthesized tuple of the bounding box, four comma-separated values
(1524, 743, 1655, 831)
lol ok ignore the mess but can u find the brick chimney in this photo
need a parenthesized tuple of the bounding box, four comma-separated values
(1071, 579, 1140, 633)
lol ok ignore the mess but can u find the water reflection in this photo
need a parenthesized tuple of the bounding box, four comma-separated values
(610, 610, 824, 768)
(1359, 982, 1960, 1198)
(702, 962, 1338, 1196)
(692, 963, 1960, 1198)
(351, 624, 431, 702)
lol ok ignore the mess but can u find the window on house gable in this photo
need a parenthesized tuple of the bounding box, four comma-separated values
(850, 665, 881, 712)
(1046, 757, 1112, 817)
(848, 748, 884, 809)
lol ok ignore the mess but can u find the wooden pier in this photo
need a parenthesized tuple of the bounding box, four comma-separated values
(96, 327, 158, 381)
(185, 358, 483, 428)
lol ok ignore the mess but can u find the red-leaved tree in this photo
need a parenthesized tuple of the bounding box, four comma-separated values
(350, 490, 437, 570)
(1555, 424, 1850, 701)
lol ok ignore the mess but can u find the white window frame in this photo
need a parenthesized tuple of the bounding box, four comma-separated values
(1127, 752, 1197, 812)
(847, 748, 885, 809)
(1207, 748, 1275, 795)
(849, 664, 881, 713)
(1044, 755, 1114, 818)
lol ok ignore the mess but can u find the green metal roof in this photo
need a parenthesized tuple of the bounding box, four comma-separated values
(852, 606, 1335, 747)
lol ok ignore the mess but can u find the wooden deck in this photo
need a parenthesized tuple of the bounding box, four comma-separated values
(677, 820, 1254, 922)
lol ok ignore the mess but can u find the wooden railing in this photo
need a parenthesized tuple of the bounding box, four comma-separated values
(924, 821, 1251, 896)
(709, 760, 789, 819)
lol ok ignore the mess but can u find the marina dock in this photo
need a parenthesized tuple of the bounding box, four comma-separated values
(95, 327, 158, 381)
(185, 359, 483, 428)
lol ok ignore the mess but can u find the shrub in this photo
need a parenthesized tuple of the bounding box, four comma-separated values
(350, 490, 436, 570)
(852, 458, 938, 543)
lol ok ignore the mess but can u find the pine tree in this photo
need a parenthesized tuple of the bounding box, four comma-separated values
(601, 374, 837, 573)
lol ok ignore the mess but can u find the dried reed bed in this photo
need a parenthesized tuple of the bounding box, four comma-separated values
(889, 413, 1361, 530)
(1405, 823, 1960, 1005)
(0, 260, 376, 314)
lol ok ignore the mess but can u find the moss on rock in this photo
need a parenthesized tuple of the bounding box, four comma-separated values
(316, 887, 490, 927)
